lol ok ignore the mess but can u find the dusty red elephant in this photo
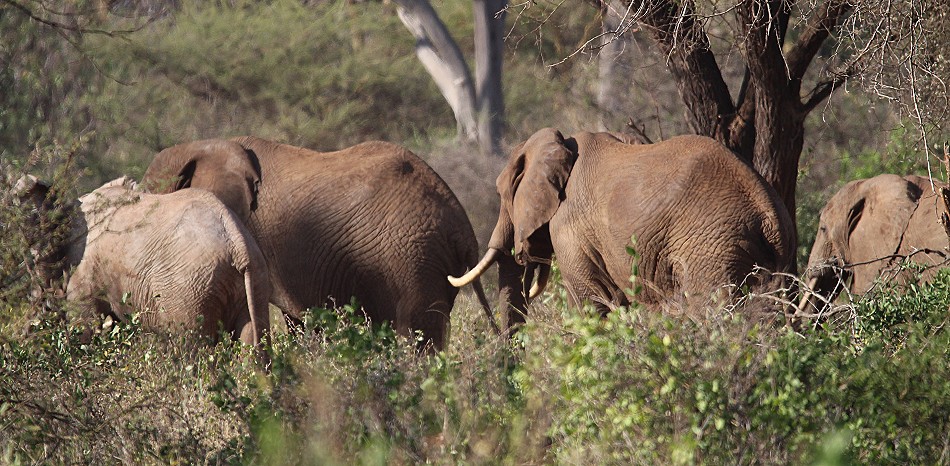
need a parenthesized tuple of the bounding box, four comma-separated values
(803, 174, 949, 305)
(143, 137, 493, 350)
(450, 128, 797, 328)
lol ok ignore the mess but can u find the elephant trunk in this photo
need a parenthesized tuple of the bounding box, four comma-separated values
(497, 253, 532, 336)
(448, 247, 500, 287)
(797, 260, 849, 316)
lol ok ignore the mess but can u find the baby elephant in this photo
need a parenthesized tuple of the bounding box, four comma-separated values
(19, 176, 271, 345)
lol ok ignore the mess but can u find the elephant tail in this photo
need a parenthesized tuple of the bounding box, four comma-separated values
(241, 251, 273, 367)
(216, 197, 272, 356)
(243, 262, 270, 343)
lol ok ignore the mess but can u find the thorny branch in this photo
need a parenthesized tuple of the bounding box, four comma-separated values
(1, 0, 155, 37)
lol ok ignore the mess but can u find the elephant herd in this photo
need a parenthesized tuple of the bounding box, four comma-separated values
(14, 128, 950, 354)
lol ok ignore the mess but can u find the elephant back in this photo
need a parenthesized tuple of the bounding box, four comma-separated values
(897, 175, 949, 276)
(598, 133, 796, 274)
(557, 132, 796, 306)
(673, 135, 796, 275)
(227, 136, 479, 335)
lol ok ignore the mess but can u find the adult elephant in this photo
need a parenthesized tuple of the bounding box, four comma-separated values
(802, 174, 949, 305)
(449, 128, 796, 328)
(142, 137, 493, 350)
(15, 176, 271, 346)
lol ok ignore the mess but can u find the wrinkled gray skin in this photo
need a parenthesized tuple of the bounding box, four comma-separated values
(452, 128, 797, 328)
(804, 174, 949, 301)
(142, 138, 491, 350)
(18, 176, 271, 345)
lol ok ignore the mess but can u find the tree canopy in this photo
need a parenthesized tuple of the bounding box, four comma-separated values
(554, 0, 949, 235)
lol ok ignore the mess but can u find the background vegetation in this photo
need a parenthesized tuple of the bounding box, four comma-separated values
(1, 0, 948, 463)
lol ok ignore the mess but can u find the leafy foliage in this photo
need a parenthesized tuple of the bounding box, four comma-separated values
(5, 274, 946, 464)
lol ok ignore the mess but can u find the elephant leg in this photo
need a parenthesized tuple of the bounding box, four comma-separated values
(556, 245, 626, 314)
(233, 311, 256, 345)
(409, 301, 451, 352)
(387, 275, 456, 352)
(559, 273, 618, 315)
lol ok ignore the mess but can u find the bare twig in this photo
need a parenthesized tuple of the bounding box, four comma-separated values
(625, 117, 654, 144)
(2, 0, 153, 37)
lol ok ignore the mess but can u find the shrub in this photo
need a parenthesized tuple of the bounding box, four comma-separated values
(0, 316, 263, 464)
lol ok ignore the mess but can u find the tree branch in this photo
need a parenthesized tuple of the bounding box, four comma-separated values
(474, 0, 507, 156)
(1, 0, 151, 37)
(735, 0, 795, 94)
(786, 0, 853, 81)
(625, 117, 654, 143)
(728, 68, 757, 159)
(392, 0, 479, 141)
(635, 0, 736, 139)
(802, 73, 849, 113)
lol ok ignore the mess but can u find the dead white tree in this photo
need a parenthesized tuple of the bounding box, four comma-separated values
(393, 0, 506, 157)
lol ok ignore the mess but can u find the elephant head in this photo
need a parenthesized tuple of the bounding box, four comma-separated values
(142, 139, 261, 221)
(11, 175, 84, 297)
(804, 174, 923, 302)
(450, 128, 578, 328)
(489, 127, 577, 266)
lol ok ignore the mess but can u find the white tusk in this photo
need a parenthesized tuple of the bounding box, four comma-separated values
(448, 248, 500, 287)
(795, 275, 820, 315)
(528, 263, 551, 300)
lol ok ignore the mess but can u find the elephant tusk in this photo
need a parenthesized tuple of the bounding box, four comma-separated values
(795, 275, 820, 315)
(528, 263, 551, 300)
(448, 248, 500, 287)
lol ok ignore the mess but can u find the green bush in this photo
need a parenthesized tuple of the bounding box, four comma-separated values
(528, 292, 948, 464)
(0, 315, 263, 464)
(856, 268, 950, 344)
(2, 265, 948, 464)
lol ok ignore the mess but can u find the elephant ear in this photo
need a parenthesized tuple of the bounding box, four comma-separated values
(488, 141, 527, 252)
(836, 196, 864, 261)
(142, 139, 261, 221)
(510, 128, 577, 264)
(831, 175, 921, 264)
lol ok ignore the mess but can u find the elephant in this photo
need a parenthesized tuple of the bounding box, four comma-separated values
(802, 174, 949, 305)
(449, 128, 797, 327)
(15, 176, 271, 346)
(142, 137, 493, 350)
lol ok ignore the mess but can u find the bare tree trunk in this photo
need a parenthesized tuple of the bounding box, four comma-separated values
(473, 0, 506, 156)
(750, 85, 805, 225)
(394, 0, 507, 157)
(393, 0, 479, 142)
